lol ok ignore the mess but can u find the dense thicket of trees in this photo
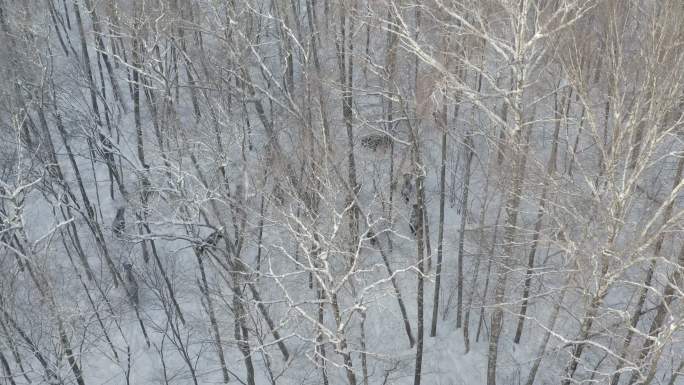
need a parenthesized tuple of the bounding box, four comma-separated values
(0, 1, 683, 384)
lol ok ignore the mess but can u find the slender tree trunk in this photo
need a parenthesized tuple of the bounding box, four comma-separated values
(0, 306, 58, 382)
(611, 155, 684, 385)
(0, 349, 17, 385)
(188, 154, 290, 362)
(62, 236, 119, 362)
(330, 293, 357, 385)
(495, 77, 511, 166)
(462, 59, 486, 350)
(413, 159, 426, 385)
(336, 0, 360, 250)
(455, 132, 473, 329)
(430, 93, 448, 337)
(487, 82, 530, 385)
(476, 207, 502, 343)
(463, 165, 490, 353)
(316, 275, 330, 385)
(360, 311, 369, 385)
(82, 0, 126, 112)
(626, 241, 684, 385)
(58, 320, 86, 385)
(3, 212, 86, 385)
(0, 317, 31, 384)
(410, 8, 426, 384)
(46, 0, 70, 56)
(52, 110, 122, 286)
(423, 209, 432, 272)
(561, 233, 615, 385)
(513, 88, 567, 343)
(233, 273, 256, 385)
(525, 286, 568, 385)
(407, 78, 427, 385)
(377, 235, 415, 347)
(197, 250, 231, 384)
(305, 0, 332, 156)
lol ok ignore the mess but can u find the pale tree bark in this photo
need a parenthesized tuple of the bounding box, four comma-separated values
(487, 112, 529, 385)
(513, 86, 568, 343)
(455, 129, 473, 330)
(411, 138, 427, 385)
(430, 91, 449, 337)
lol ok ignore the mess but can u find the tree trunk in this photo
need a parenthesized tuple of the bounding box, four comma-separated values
(487, 78, 530, 385)
(455, 132, 473, 329)
(412, 156, 426, 385)
(377, 235, 415, 347)
(525, 287, 568, 385)
(430, 93, 448, 337)
(197, 249, 231, 384)
(513, 88, 567, 343)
